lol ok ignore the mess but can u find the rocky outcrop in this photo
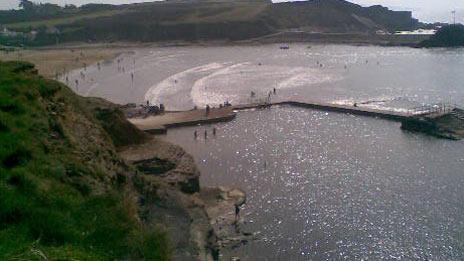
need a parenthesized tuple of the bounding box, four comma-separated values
(119, 138, 255, 260)
(120, 138, 201, 194)
(401, 112, 464, 140)
(199, 187, 255, 253)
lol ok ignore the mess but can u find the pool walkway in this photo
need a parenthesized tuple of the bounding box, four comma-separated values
(128, 100, 412, 134)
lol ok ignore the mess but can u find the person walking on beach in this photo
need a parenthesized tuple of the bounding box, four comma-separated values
(235, 204, 240, 221)
(273, 88, 276, 95)
(194, 130, 198, 140)
(213, 127, 217, 136)
(204, 130, 208, 139)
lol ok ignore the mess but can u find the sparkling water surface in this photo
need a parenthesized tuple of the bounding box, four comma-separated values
(162, 107, 464, 260)
(67, 44, 464, 259)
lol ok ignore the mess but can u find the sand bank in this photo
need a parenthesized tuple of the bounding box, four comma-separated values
(0, 44, 128, 78)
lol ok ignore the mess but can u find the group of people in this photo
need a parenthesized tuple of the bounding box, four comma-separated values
(219, 101, 232, 108)
(249, 87, 278, 104)
(194, 127, 217, 140)
(317, 59, 380, 70)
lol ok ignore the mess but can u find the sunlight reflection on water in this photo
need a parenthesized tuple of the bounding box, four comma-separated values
(163, 106, 464, 260)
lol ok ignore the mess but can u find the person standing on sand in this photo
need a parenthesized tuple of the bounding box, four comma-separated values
(205, 105, 210, 116)
(235, 204, 240, 221)
(213, 127, 217, 136)
(194, 130, 198, 140)
(204, 130, 208, 140)
(273, 88, 276, 95)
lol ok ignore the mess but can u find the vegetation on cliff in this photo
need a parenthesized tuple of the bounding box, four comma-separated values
(0, 61, 168, 260)
(0, 0, 419, 46)
(419, 24, 464, 47)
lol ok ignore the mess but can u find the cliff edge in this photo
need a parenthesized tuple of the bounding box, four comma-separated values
(0, 61, 241, 260)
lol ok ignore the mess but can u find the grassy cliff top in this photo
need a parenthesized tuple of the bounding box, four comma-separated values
(0, 61, 167, 260)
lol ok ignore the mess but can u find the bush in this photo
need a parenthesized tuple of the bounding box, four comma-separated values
(420, 24, 464, 47)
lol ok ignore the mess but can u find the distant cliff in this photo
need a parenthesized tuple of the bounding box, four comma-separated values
(1, 0, 420, 46)
(267, 0, 417, 33)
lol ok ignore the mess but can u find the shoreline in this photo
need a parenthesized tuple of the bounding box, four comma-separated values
(0, 35, 432, 80)
(0, 37, 429, 79)
(3, 34, 429, 50)
(0, 44, 127, 78)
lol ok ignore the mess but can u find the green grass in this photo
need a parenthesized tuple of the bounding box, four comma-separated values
(0, 61, 168, 260)
(5, 9, 130, 30)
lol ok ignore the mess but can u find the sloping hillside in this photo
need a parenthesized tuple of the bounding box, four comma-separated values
(1, 0, 419, 46)
(0, 60, 229, 260)
(0, 61, 167, 259)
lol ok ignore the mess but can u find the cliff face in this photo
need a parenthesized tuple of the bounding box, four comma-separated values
(362, 5, 418, 32)
(0, 61, 218, 260)
(268, 0, 418, 33)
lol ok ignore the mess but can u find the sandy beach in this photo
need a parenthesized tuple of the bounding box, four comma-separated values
(0, 43, 130, 78)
